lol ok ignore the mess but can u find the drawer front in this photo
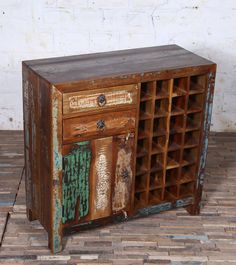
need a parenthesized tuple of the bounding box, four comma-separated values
(63, 110, 136, 142)
(63, 84, 138, 115)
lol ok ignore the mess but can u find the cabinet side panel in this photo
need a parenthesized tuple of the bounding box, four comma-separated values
(194, 71, 216, 212)
(22, 65, 40, 219)
(39, 79, 53, 231)
(22, 65, 33, 212)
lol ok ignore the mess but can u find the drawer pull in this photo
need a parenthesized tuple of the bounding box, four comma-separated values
(97, 120, 105, 130)
(121, 168, 129, 180)
(97, 94, 106, 107)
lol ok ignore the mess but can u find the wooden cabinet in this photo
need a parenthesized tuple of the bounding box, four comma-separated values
(22, 45, 216, 253)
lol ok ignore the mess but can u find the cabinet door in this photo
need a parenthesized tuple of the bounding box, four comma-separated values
(61, 133, 135, 226)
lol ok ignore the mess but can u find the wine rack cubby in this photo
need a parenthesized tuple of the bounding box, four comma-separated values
(134, 74, 207, 210)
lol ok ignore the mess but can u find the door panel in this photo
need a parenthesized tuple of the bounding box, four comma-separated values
(62, 141, 92, 225)
(61, 133, 135, 227)
(112, 133, 135, 213)
(90, 137, 113, 220)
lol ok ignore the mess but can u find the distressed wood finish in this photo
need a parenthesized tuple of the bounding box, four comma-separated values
(63, 109, 136, 143)
(63, 84, 138, 115)
(22, 45, 216, 253)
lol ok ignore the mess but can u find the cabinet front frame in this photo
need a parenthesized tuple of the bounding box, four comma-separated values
(50, 65, 216, 252)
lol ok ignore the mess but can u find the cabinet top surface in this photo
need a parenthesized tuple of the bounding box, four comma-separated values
(23, 44, 215, 85)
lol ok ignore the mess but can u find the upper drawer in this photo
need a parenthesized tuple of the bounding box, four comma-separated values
(63, 110, 136, 142)
(63, 84, 138, 115)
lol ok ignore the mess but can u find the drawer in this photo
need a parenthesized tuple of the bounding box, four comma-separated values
(63, 84, 138, 115)
(63, 110, 136, 142)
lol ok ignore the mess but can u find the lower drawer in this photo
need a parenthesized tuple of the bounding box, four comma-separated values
(63, 110, 136, 142)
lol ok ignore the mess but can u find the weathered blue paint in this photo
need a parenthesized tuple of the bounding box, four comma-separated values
(62, 141, 91, 224)
(136, 202, 172, 217)
(67, 196, 194, 231)
(175, 197, 193, 207)
(136, 197, 194, 217)
(197, 72, 215, 188)
(51, 86, 63, 253)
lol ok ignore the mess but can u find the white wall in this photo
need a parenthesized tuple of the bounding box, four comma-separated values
(0, 0, 235, 131)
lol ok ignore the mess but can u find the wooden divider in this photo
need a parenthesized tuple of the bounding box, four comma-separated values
(134, 74, 208, 211)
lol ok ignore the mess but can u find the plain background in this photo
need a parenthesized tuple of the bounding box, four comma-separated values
(0, 0, 235, 131)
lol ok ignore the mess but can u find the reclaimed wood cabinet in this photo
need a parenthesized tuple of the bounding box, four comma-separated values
(22, 45, 216, 253)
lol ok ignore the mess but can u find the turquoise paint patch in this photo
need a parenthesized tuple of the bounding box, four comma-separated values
(175, 197, 193, 207)
(51, 87, 63, 253)
(53, 193, 62, 251)
(62, 141, 91, 224)
(136, 202, 172, 217)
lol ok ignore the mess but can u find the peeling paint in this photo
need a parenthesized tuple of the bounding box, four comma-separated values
(112, 134, 133, 212)
(62, 141, 91, 224)
(197, 72, 215, 188)
(95, 145, 111, 211)
(51, 86, 62, 253)
(91, 137, 113, 220)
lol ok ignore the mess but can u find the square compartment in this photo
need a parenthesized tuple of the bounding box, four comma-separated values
(186, 112, 202, 131)
(134, 191, 147, 209)
(153, 117, 167, 136)
(167, 150, 180, 169)
(164, 185, 178, 200)
(179, 181, 195, 197)
(171, 96, 186, 116)
(156, 80, 170, 98)
(182, 147, 198, 166)
(188, 93, 204, 113)
(137, 138, 149, 157)
(138, 119, 152, 139)
(139, 100, 153, 120)
(152, 135, 166, 154)
(135, 173, 148, 192)
(149, 171, 164, 189)
(165, 168, 178, 187)
(136, 156, 149, 175)
(140, 82, 155, 101)
(155, 98, 169, 117)
(173, 77, 188, 97)
(184, 130, 200, 148)
(190, 75, 206, 94)
(179, 164, 196, 184)
(170, 115, 184, 134)
(168, 133, 182, 151)
(151, 153, 164, 172)
(149, 188, 162, 205)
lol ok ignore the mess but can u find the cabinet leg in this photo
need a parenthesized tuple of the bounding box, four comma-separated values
(48, 230, 62, 254)
(26, 208, 37, 221)
(185, 186, 202, 216)
(185, 203, 200, 215)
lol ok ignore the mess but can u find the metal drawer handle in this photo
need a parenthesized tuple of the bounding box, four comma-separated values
(121, 168, 129, 181)
(97, 94, 106, 107)
(97, 120, 105, 130)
